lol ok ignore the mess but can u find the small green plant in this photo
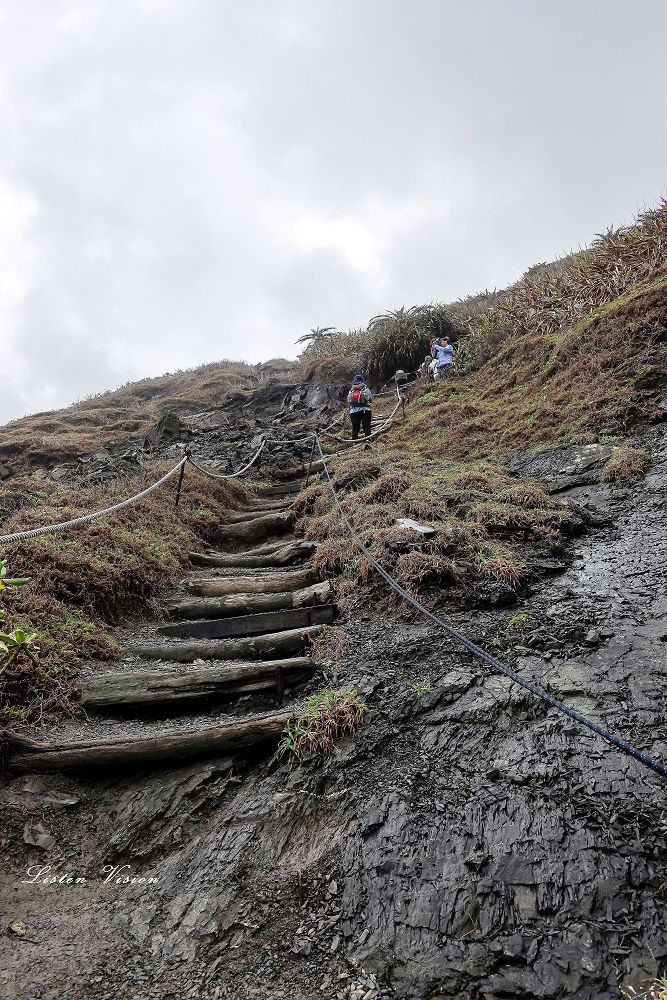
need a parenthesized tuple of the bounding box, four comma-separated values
(0, 559, 38, 670)
(621, 977, 667, 1000)
(0, 627, 40, 671)
(411, 678, 432, 695)
(505, 613, 537, 635)
(0, 558, 30, 591)
(278, 689, 368, 763)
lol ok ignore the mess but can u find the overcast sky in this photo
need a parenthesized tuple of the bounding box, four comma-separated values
(1, 0, 666, 424)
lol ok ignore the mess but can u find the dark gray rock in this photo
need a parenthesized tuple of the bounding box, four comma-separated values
(509, 444, 613, 493)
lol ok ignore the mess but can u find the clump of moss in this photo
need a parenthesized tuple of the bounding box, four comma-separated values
(505, 613, 537, 635)
(601, 446, 651, 483)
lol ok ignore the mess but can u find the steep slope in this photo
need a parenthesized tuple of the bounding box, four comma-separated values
(1, 206, 667, 1000)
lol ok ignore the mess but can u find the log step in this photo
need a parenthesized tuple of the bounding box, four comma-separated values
(189, 540, 315, 570)
(159, 603, 336, 640)
(78, 657, 313, 708)
(252, 485, 301, 498)
(271, 460, 325, 481)
(168, 580, 331, 621)
(186, 567, 317, 597)
(2, 710, 293, 772)
(215, 511, 294, 543)
(128, 624, 323, 663)
(238, 499, 294, 513)
(224, 508, 296, 526)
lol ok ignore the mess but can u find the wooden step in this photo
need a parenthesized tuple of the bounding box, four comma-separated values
(215, 511, 294, 543)
(129, 624, 323, 663)
(3, 711, 293, 772)
(238, 499, 294, 513)
(158, 603, 336, 640)
(186, 567, 317, 597)
(224, 508, 296, 526)
(189, 540, 315, 570)
(253, 484, 301, 498)
(271, 460, 325, 481)
(78, 657, 313, 708)
(167, 580, 332, 621)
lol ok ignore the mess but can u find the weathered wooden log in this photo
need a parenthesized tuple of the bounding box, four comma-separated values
(236, 498, 294, 513)
(186, 567, 316, 597)
(78, 657, 313, 708)
(159, 603, 335, 639)
(253, 484, 301, 497)
(215, 512, 294, 543)
(225, 508, 296, 526)
(3, 711, 293, 772)
(189, 540, 315, 569)
(209, 539, 297, 556)
(271, 461, 325, 481)
(129, 624, 323, 663)
(167, 580, 332, 621)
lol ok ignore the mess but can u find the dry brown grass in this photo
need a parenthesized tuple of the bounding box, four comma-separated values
(0, 464, 247, 724)
(600, 446, 652, 482)
(278, 689, 367, 763)
(294, 447, 578, 603)
(0, 360, 269, 469)
(391, 274, 667, 461)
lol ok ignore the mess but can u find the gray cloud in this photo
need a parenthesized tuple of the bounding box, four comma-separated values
(1, 0, 666, 423)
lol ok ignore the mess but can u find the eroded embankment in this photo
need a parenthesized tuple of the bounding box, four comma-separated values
(0, 417, 666, 1000)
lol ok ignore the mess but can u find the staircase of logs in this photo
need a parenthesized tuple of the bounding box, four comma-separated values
(4, 474, 334, 774)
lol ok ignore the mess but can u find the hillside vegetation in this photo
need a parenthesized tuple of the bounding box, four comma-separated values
(0, 359, 295, 470)
(2, 202, 667, 723)
(296, 203, 667, 602)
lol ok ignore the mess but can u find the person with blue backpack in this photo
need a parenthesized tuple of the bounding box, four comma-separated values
(347, 375, 373, 439)
(432, 337, 454, 380)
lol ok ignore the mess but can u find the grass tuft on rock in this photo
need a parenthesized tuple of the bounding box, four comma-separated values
(278, 689, 368, 763)
(600, 446, 652, 483)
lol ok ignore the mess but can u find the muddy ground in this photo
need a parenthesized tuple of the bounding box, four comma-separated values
(0, 420, 666, 1000)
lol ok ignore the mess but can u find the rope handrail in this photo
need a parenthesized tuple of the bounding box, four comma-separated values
(320, 400, 401, 445)
(0, 457, 188, 545)
(187, 439, 266, 480)
(314, 433, 667, 782)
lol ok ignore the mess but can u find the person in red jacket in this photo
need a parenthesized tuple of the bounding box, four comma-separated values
(347, 375, 373, 439)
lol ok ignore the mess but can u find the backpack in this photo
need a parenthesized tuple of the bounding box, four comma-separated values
(349, 388, 366, 407)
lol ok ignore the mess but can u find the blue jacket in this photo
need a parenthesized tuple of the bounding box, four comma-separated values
(433, 343, 454, 367)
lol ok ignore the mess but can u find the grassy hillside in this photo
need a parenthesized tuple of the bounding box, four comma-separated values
(0, 466, 248, 724)
(0, 358, 295, 470)
(2, 202, 667, 725)
(294, 204, 667, 605)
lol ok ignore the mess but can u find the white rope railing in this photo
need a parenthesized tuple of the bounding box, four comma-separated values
(0, 457, 188, 545)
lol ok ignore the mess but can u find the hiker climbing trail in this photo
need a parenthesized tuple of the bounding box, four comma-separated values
(4, 470, 336, 773)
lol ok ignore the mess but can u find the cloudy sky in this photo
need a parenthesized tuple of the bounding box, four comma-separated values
(1, 0, 666, 424)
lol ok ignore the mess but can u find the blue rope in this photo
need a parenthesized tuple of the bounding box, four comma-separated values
(314, 434, 667, 782)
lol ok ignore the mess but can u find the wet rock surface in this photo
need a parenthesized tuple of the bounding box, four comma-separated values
(1, 433, 666, 999)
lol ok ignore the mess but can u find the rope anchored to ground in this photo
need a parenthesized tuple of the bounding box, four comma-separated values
(313, 432, 667, 782)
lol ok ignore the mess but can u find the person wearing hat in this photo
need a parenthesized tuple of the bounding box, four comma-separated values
(347, 375, 373, 440)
